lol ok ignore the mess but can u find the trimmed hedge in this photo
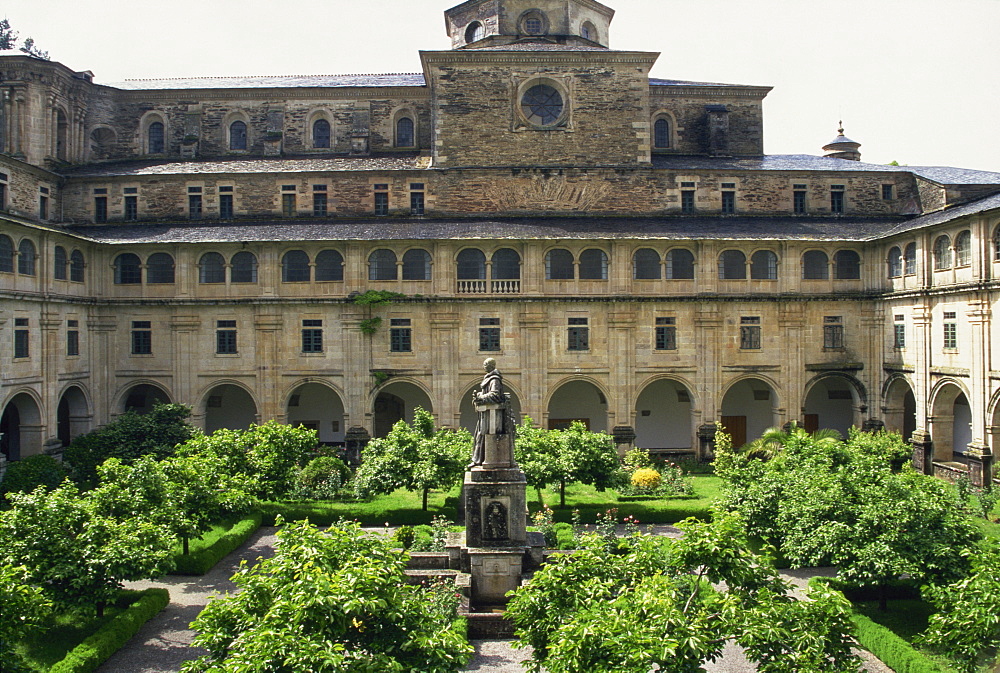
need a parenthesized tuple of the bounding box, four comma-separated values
(809, 577, 955, 673)
(48, 588, 169, 673)
(171, 512, 262, 575)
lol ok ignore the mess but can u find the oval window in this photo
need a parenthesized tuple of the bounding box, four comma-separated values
(521, 84, 563, 126)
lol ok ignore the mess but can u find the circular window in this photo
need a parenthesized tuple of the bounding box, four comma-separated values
(521, 84, 564, 127)
(465, 21, 485, 43)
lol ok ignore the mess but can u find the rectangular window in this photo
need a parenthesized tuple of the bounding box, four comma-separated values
(882, 184, 894, 200)
(219, 193, 234, 219)
(94, 196, 108, 223)
(568, 317, 589, 351)
(655, 316, 677, 350)
(313, 192, 328, 217)
(67, 319, 80, 356)
(681, 190, 695, 213)
(410, 190, 424, 216)
(188, 194, 202, 219)
(793, 190, 807, 214)
(282, 193, 296, 217)
(390, 318, 412, 352)
(740, 316, 761, 350)
(0, 182, 6, 210)
(302, 319, 323, 353)
(14, 317, 29, 358)
(39, 195, 49, 219)
(943, 311, 957, 350)
(823, 316, 844, 349)
(479, 317, 501, 352)
(374, 192, 389, 216)
(124, 195, 138, 221)
(216, 320, 237, 354)
(893, 315, 905, 349)
(721, 190, 735, 214)
(131, 320, 152, 355)
(831, 185, 845, 214)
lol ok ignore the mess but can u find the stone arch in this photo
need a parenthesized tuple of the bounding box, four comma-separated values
(929, 379, 972, 461)
(371, 379, 434, 438)
(651, 109, 678, 149)
(284, 380, 347, 444)
(719, 376, 782, 448)
(0, 390, 44, 461)
(986, 387, 1000, 459)
(545, 377, 610, 432)
(458, 378, 524, 434)
(200, 381, 260, 435)
(882, 375, 917, 442)
(802, 372, 867, 438)
(54, 106, 70, 160)
(306, 108, 335, 150)
(222, 110, 251, 151)
(88, 125, 117, 161)
(56, 384, 91, 448)
(392, 107, 417, 148)
(633, 376, 697, 451)
(116, 381, 172, 415)
(139, 110, 168, 154)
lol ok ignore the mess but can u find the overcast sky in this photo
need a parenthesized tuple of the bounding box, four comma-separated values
(6, 0, 999, 171)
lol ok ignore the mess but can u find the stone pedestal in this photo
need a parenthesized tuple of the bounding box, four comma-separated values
(464, 467, 527, 549)
(966, 444, 994, 488)
(697, 422, 718, 461)
(910, 430, 933, 474)
(467, 550, 523, 605)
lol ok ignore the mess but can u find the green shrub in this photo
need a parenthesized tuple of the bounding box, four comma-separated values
(292, 456, 349, 500)
(171, 513, 262, 575)
(409, 524, 434, 551)
(553, 523, 576, 550)
(393, 525, 416, 549)
(0, 454, 67, 497)
(48, 588, 169, 673)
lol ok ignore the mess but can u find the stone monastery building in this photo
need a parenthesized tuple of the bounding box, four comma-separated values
(2, 0, 1000, 481)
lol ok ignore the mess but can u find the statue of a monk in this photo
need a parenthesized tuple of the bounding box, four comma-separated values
(470, 357, 507, 466)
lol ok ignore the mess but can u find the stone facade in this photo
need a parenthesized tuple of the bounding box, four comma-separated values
(2, 0, 1000, 477)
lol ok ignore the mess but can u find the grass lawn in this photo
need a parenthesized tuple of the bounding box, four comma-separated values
(261, 487, 461, 526)
(853, 599, 965, 672)
(170, 513, 247, 556)
(15, 594, 136, 672)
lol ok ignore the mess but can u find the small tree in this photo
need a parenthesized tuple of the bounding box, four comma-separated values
(182, 518, 472, 673)
(354, 407, 468, 509)
(0, 563, 51, 673)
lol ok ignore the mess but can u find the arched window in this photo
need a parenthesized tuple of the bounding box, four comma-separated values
(933, 235, 952, 270)
(402, 249, 431, 280)
(114, 253, 142, 284)
(229, 121, 248, 151)
(653, 118, 671, 149)
(491, 248, 521, 279)
(993, 226, 1000, 262)
(465, 21, 485, 43)
(666, 248, 695, 279)
(146, 252, 175, 284)
(312, 118, 331, 149)
(718, 250, 746, 279)
(834, 250, 861, 279)
(199, 252, 226, 284)
(457, 248, 486, 280)
(633, 248, 661, 279)
(148, 121, 165, 154)
(803, 250, 830, 279)
(54, 246, 67, 280)
(750, 250, 778, 280)
(315, 249, 344, 281)
(545, 249, 574, 280)
(0, 235, 13, 273)
(579, 249, 608, 280)
(581, 21, 597, 42)
(70, 250, 85, 282)
(904, 243, 917, 275)
(17, 239, 35, 276)
(887, 247, 902, 278)
(396, 117, 414, 148)
(955, 230, 971, 267)
(230, 251, 257, 283)
(368, 249, 398, 281)
(282, 250, 311, 282)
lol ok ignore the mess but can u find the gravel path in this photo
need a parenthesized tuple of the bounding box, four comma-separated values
(96, 525, 894, 673)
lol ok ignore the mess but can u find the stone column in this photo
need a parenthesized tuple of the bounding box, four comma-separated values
(430, 312, 461, 426)
(910, 429, 933, 474)
(340, 311, 370, 432)
(253, 312, 284, 421)
(170, 315, 201, 416)
(609, 309, 636, 431)
(518, 312, 548, 422)
(88, 314, 118, 421)
(40, 311, 61, 449)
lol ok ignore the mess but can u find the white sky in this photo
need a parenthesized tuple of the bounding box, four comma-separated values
(6, 0, 999, 171)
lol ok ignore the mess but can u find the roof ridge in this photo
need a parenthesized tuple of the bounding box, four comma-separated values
(122, 72, 423, 82)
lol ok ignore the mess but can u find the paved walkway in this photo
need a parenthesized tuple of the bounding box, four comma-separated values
(97, 526, 892, 673)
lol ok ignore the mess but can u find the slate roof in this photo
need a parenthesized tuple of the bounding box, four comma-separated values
(649, 78, 762, 88)
(876, 192, 1000, 239)
(461, 43, 610, 51)
(65, 215, 904, 245)
(107, 73, 427, 90)
(61, 155, 428, 177)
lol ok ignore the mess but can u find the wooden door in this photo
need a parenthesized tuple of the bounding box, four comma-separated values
(721, 415, 747, 448)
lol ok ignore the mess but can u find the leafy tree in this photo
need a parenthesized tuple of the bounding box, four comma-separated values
(0, 453, 68, 498)
(507, 513, 859, 673)
(19, 37, 48, 59)
(514, 418, 619, 507)
(0, 563, 51, 673)
(0, 19, 49, 59)
(63, 403, 195, 486)
(178, 421, 316, 500)
(182, 518, 472, 673)
(353, 407, 469, 510)
(0, 482, 174, 616)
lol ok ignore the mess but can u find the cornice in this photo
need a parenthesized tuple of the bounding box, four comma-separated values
(419, 49, 659, 68)
(650, 85, 772, 99)
(0, 153, 64, 182)
(110, 86, 430, 103)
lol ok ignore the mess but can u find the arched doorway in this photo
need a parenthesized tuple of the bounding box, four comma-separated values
(720, 378, 779, 448)
(883, 377, 916, 441)
(802, 375, 863, 438)
(121, 383, 170, 414)
(286, 382, 346, 445)
(459, 384, 522, 434)
(634, 378, 694, 450)
(57, 386, 91, 447)
(372, 381, 433, 438)
(0, 393, 43, 461)
(204, 384, 258, 435)
(546, 380, 609, 432)
(930, 382, 971, 461)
